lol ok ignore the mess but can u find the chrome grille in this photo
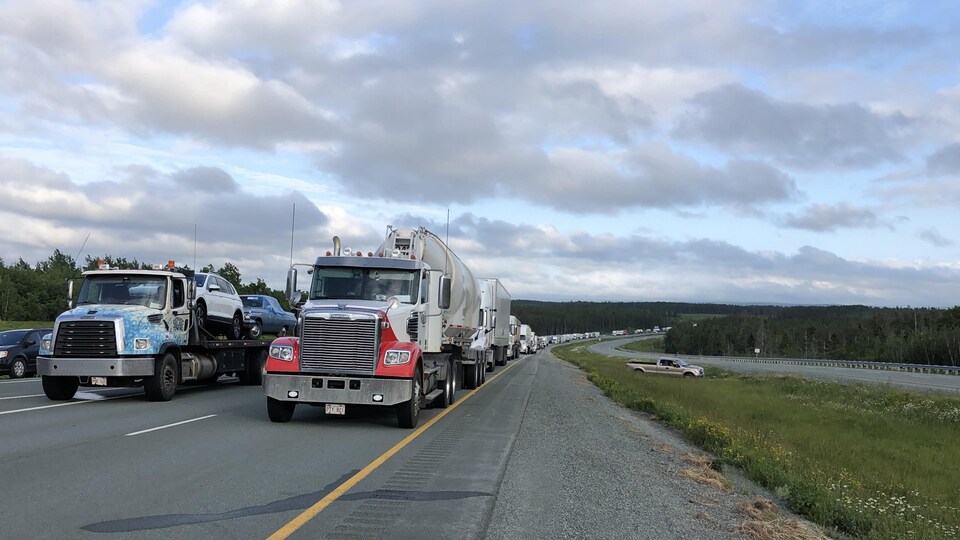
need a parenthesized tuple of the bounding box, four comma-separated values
(54, 320, 118, 357)
(406, 316, 418, 343)
(300, 313, 379, 374)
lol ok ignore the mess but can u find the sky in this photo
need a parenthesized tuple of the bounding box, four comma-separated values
(1, 0, 959, 307)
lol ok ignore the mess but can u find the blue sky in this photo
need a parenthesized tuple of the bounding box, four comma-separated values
(1, 0, 959, 307)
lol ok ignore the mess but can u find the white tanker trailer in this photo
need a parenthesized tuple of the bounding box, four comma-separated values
(262, 226, 483, 428)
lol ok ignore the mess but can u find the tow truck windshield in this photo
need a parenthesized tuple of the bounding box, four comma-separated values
(76, 275, 168, 309)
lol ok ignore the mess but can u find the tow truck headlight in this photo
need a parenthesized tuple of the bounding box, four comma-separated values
(384, 350, 411, 366)
(270, 344, 294, 361)
(41, 338, 52, 351)
(134, 338, 151, 350)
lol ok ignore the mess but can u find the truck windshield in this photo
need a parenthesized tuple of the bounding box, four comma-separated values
(77, 275, 168, 309)
(310, 267, 420, 304)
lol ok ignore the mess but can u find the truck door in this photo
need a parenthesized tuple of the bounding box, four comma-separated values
(169, 278, 191, 344)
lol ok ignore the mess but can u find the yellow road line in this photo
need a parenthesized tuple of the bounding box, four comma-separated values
(267, 356, 527, 540)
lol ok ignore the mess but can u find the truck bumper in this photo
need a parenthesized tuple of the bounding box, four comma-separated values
(37, 356, 155, 377)
(262, 373, 412, 406)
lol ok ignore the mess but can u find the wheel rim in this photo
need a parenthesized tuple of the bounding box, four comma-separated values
(232, 314, 242, 338)
(163, 364, 176, 393)
(13, 360, 25, 378)
(196, 304, 206, 327)
(251, 323, 262, 338)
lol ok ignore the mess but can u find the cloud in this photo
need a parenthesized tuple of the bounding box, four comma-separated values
(917, 228, 953, 247)
(781, 203, 882, 232)
(926, 143, 960, 175)
(0, 156, 330, 284)
(674, 84, 914, 169)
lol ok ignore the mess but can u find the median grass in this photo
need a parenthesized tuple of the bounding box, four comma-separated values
(620, 336, 665, 353)
(0, 321, 52, 331)
(553, 342, 960, 540)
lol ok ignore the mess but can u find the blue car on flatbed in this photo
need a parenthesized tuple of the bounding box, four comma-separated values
(241, 295, 297, 339)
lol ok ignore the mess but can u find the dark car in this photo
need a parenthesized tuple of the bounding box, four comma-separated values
(240, 295, 297, 339)
(0, 328, 53, 379)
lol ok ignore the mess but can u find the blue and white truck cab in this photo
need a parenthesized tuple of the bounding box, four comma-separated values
(38, 263, 268, 401)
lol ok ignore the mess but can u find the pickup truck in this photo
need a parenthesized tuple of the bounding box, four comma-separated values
(626, 357, 704, 378)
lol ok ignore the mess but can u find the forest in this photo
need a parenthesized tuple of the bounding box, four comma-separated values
(3, 250, 958, 365)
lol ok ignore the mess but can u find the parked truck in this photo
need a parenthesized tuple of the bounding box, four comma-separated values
(262, 226, 482, 428)
(37, 263, 269, 401)
(625, 357, 704, 378)
(508, 315, 521, 360)
(519, 324, 533, 354)
(475, 278, 511, 368)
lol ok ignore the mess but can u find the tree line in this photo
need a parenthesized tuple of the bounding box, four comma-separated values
(0, 250, 288, 321)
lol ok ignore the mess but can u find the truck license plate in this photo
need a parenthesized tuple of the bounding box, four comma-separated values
(91, 377, 107, 386)
(325, 404, 346, 415)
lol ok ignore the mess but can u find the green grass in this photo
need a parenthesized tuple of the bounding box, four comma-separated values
(620, 337, 665, 353)
(553, 342, 960, 540)
(0, 321, 53, 331)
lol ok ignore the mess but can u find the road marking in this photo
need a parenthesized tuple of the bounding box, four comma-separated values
(0, 394, 133, 415)
(267, 357, 527, 540)
(0, 393, 46, 400)
(125, 414, 218, 437)
(0, 378, 43, 384)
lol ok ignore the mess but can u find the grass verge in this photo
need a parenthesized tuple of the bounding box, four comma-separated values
(553, 342, 960, 540)
(620, 336, 665, 353)
(0, 321, 53, 332)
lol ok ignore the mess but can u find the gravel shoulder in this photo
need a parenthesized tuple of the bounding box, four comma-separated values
(485, 350, 810, 540)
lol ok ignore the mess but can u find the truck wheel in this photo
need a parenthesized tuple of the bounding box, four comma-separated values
(230, 312, 243, 340)
(397, 368, 422, 429)
(42, 376, 79, 401)
(462, 363, 477, 390)
(683, 372, 694, 378)
(9, 357, 27, 379)
(247, 320, 263, 340)
(144, 353, 178, 401)
(437, 359, 457, 408)
(267, 397, 296, 422)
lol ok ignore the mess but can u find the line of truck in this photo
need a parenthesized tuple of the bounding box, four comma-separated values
(35, 225, 540, 428)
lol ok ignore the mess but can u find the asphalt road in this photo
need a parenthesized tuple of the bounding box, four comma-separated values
(1, 351, 794, 539)
(592, 338, 960, 394)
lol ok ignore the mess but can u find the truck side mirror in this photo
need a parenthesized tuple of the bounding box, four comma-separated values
(286, 268, 298, 303)
(67, 279, 74, 309)
(438, 275, 452, 310)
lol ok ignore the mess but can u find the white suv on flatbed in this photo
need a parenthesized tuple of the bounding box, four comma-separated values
(193, 272, 245, 339)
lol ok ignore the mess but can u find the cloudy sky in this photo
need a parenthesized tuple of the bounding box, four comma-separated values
(1, 0, 959, 307)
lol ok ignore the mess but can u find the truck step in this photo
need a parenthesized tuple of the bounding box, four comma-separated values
(423, 365, 442, 377)
(424, 389, 443, 403)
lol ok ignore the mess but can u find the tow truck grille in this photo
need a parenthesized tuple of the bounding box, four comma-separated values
(54, 320, 118, 357)
(300, 314, 379, 374)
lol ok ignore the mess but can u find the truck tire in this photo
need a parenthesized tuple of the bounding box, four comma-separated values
(462, 362, 477, 390)
(267, 397, 296, 422)
(437, 359, 457, 408)
(42, 376, 78, 401)
(9, 357, 27, 379)
(144, 353, 178, 401)
(683, 372, 695, 378)
(397, 368, 422, 429)
(239, 350, 266, 386)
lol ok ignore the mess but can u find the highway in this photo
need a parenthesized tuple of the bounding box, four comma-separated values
(1, 351, 787, 540)
(591, 338, 960, 394)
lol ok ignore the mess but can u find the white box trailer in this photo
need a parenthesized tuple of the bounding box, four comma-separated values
(476, 278, 512, 367)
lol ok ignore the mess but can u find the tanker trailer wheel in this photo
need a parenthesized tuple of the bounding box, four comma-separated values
(463, 362, 477, 390)
(267, 397, 296, 422)
(397, 368, 422, 429)
(144, 353, 178, 401)
(42, 375, 79, 401)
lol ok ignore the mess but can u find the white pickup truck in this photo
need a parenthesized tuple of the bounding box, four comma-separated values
(626, 357, 704, 378)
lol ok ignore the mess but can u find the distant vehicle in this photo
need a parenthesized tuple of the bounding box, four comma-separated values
(240, 295, 297, 338)
(626, 357, 704, 378)
(612, 330, 626, 336)
(193, 272, 245, 339)
(0, 328, 52, 378)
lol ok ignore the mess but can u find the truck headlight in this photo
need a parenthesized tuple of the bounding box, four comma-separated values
(384, 350, 411, 365)
(270, 345, 294, 361)
(134, 338, 151, 350)
(41, 338, 52, 351)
